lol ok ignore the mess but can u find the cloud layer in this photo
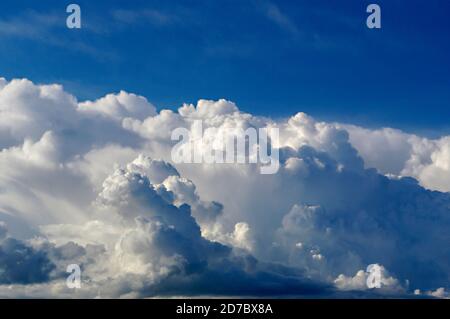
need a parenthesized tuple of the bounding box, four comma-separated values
(0, 77, 449, 298)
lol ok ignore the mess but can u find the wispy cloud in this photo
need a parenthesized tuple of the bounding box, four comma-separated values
(111, 8, 180, 27)
(261, 1, 300, 36)
(0, 10, 115, 60)
(0, 11, 61, 38)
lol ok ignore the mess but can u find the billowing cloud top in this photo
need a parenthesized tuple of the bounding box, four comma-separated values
(0, 77, 448, 298)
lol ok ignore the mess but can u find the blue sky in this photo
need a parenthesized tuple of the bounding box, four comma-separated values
(0, 0, 449, 135)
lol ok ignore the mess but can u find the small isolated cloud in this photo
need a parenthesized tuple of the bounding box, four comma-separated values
(334, 265, 404, 294)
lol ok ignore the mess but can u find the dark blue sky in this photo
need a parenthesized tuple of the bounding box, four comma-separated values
(0, 0, 449, 135)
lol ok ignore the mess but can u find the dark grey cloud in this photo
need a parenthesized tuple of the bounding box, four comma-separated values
(0, 237, 54, 284)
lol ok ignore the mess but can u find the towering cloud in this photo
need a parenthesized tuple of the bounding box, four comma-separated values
(0, 77, 448, 298)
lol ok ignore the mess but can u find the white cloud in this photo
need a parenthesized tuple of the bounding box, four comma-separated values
(414, 287, 449, 299)
(78, 91, 157, 121)
(0, 77, 449, 298)
(344, 124, 450, 192)
(334, 265, 404, 294)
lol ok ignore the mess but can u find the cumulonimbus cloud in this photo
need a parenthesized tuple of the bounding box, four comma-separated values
(0, 77, 448, 298)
